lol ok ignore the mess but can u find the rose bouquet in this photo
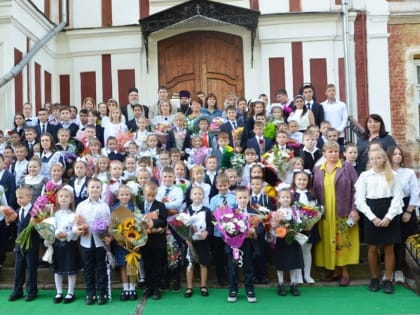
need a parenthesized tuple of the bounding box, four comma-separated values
(213, 206, 249, 266)
(0, 205, 17, 223)
(167, 212, 198, 269)
(286, 138, 301, 150)
(116, 130, 134, 153)
(44, 180, 63, 205)
(296, 201, 324, 230)
(269, 206, 307, 245)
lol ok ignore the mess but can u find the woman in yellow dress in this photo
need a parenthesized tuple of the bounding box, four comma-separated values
(312, 141, 360, 286)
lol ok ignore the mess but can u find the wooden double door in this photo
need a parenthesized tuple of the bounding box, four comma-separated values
(158, 31, 244, 108)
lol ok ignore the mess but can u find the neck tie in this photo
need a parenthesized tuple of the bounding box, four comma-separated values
(28, 143, 33, 151)
(306, 103, 311, 110)
(20, 207, 25, 222)
(232, 121, 237, 129)
(259, 138, 264, 152)
(222, 195, 227, 206)
(202, 133, 209, 148)
(252, 196, 258, 205)
(165, 188, 170, 196)
(42, 124, 46, 133)
(145, 202, 150, 213)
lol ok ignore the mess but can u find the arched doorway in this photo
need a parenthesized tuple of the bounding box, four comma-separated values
(158, 31, 244, 107)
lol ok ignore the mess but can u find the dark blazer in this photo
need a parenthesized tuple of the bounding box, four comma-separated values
(35, 122, 57, 141)
(210, 146, 224, 170)
(139, 200, 167, 249)
(309, 102, 324, 127)
(246, 136, 273, 160)
(22, 140, 39, 160)
(68, 177, 89, 207)
(127, 118, 138, 133)
(0, 170, 17, 208)
(56, 122, 79, 138)
(204, 173, 218, 199)
(122, 104, 149, 121)
(249, 193, 274, 211)
(94, 125, 105, 146)
(16, 205, 40, 252)
(220, 120, 245, 147)
(297, 147, 323, 172)
(107, 151, 125, 162)
(313, 161, 358, 217)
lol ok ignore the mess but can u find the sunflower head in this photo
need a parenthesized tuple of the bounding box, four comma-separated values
(117, 224, 124, 234)
(125, 229, 140, 241)
(123, 218, 135, 231)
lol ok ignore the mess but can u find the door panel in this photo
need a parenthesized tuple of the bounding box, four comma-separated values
(158, 31, 244, 108)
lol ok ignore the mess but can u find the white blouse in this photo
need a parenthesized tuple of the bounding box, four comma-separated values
(395, 167, 420, 207)
(55, 209, 77, 241)
(355, 169, 403, 221)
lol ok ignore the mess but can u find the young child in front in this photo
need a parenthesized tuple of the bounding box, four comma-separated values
(52, 186, 79, 304)
(103, 160, 125, 206)
(225, 168, 240, 193)
(143, 134, 160, 161)
(112, 185, 139, 301)
(122, 155, 137, 182)
(293, 171, 320, 284)
(140, 182, 167, 300)
(343, 143, 358, 169)
(21, 157, 48, 203)
(184, 186, 213, 298)
(241, 148, 257, 187)
(74, 178, 111, 305)
(288, 120, 303, 145)
(226, 186, 263, 303)
(174, 161, 190, 193)
(204, 156, 219, 199)
(274, 187, 304, 297)
(10, 144, 29, 186)
(211, 131, 230, 171)
(134, 117, 149, 151)
(209, 174, 236, 286)
(93, 155, 110, 184)
(186, 165, 211, 208)
(8, 186, 39, 302)
(355, 148, 403, 294)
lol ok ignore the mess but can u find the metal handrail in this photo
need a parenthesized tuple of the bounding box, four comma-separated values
(345, 115, 365, 144)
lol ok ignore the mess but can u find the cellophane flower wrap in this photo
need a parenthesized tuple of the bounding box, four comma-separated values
(116, 130, 134, 152)
(262, 146, 294, 179)
(232, 126, 244, 147)
(167, 212, 198, 269)
(16, 195, 54, 252)
(209, 116, 225, 133)
(221, 145, 234, 170)
(213, 206, 249, 266)
(269, 206, 307, 245)
(45, 181, 62, 205)
(126, 180, 143, 205)
(230, 153, 245, 176)
(192, 146, 209, 166)
(296, 201, 324, 230)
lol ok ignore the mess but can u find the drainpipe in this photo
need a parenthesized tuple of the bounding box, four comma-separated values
(342, 0, 352, 114)
(0, 0, 67, 88)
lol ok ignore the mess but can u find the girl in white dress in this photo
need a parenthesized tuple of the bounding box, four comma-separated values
(103, 107, 128, 145)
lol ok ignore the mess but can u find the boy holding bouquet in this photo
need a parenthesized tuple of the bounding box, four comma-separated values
(226, 186, 264, 303)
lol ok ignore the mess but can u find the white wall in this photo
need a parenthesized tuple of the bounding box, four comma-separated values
(112, 0, 139, 26)
(71, 0, 101, 28)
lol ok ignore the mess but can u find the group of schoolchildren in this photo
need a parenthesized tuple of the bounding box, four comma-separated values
(0, 83, 417, 306)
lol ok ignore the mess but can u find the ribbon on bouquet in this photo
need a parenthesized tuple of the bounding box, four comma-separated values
(232, 248, 244, 267)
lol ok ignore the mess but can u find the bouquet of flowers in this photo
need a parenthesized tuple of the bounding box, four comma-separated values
(44, 181, 63, 205)
(111, 207, 148, 281)
(186, 146, 209, 166)
(269, 206, 307, 245)
(230, 153, 245, 175)
(287, 138, 301, 150)
(175, 178, 189, 194)
(168, 212, 198, 269)
(166, 228, 182, 270)
(250, 205, 272, 231)
(264, 123, 277, 141)
(116, 130, 134, 153)
(296, 201, 324, 230)
(126, 180, 143, 205)
(406, 234, 420, 267)
(91, 216, 110, 239)
(0, 205, 17, 223)
(232, 126, 244, 147)
(16, 195, 54, 252)
(213, 206, 249, 266)
(153, 122, 173, 136)
(262, 146, 294, 179)
(209, 117, 225, 133)
(221, 145, 234, 170)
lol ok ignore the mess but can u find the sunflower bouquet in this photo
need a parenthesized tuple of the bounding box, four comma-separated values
(111, 207, 148, 280)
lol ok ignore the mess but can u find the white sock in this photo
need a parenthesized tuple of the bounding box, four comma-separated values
(277, 270, 284, 285)
(55, 274, 63, 294)
(290, 269, 300, 285)
(123, 283, 129, 291)
(302, 243, 314, 282)
(129, 283, 135, 291)
(67, 275, 76, 295)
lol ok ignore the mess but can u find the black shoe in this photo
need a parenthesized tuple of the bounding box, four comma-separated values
(53, 293, 63, 303)
(290, 284, 300, 296)
(97, 295, 107, 305)
(227, 291, 237, 303)
(137, 279, 145, 289)
(218, 278, 227, 286)
(152, 290, 162, 300)
(120, 290, 130, 301)
(8, 293, 23, 302)
(259, 277, 270, 284)
(143, 288, 153, 298)
(172, 282, 181, 293)
(383, 280, 394, 294)
(86, 295, 95, 305)
(277, 284, 287, 296)
(369, 278, 380, 292)
(129, 290, 138, 301)
(25, 294, 37, 302)
(247, 291, 257, 303)
(63, 294, 75, 304)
